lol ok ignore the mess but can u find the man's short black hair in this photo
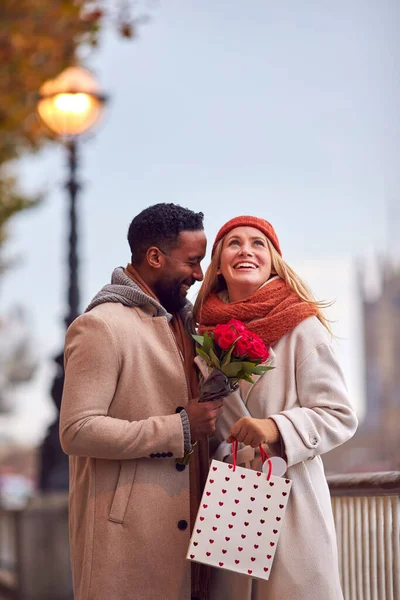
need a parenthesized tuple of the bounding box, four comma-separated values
(128, 203, 204, 264)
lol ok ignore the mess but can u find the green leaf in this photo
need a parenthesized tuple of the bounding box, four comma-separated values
(203, 331, 212, 354)
(192, 334, 205, 346)
(222, 362, 245, 377)
(196, 348, 212, 366)
(209, 347, 221, 369)
(241, 361, 257, 373)
(242, 373, 255, 383)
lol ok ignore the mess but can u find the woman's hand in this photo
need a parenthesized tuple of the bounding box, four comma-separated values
(227, 417, 280, 448)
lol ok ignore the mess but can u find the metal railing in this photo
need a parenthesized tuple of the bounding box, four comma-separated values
(327, 471, 400, 600)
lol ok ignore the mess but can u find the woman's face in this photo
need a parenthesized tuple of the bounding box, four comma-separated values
(219, 226, 273, 301)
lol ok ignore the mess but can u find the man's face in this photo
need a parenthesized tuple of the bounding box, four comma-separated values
(154, 230, 207, 313)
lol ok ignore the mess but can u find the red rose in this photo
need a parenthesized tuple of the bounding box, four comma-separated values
(247, 339, 269, 362)
(214, 325, 238, 350)
(232, 333, 252, 358)
(225, 319, 247, 333)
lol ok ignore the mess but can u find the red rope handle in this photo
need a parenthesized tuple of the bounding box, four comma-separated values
(259, 445, 272, 481)
(232, 438, 238, 471)
(231, 438, 272, 480)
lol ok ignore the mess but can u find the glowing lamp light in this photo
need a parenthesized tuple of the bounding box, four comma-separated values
(37, 66, 107, 137)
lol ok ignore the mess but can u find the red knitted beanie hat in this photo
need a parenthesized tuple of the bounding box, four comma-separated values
(212, 216, 282, 257)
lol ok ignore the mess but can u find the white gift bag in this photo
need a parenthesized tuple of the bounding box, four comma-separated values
(187, 442, 292, 580)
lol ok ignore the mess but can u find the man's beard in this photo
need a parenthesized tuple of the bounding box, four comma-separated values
(154, 277, 187, 314)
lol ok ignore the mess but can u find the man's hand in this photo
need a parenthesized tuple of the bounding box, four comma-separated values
(227, 417, 280, 448)
(185, 397, 224, 440)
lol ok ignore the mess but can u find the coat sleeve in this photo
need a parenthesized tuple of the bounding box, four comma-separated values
(59, 312, 186, 460)
(270, 342, 358, 467)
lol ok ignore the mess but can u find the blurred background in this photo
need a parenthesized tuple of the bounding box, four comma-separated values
(0, 1, 399, 598)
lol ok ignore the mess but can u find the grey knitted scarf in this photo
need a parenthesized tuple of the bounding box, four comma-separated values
(85, 267, 195, 332)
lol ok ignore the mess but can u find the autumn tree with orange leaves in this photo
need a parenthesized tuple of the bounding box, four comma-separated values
(0, 0, 140, 266)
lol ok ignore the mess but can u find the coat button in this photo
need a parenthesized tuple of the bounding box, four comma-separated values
(175, 406, 184, 413)
(176, 463, 185, 472)
(309, 435, 318, 445)
(167, 452, 173, 457)
(149, 453, 155, 458)
(178, 520, 188, 531)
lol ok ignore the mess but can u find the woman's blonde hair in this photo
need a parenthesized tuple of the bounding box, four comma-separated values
(194, 236, 334, 335)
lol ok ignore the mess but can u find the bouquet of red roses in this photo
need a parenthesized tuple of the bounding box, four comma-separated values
(193, 319, 273, 402)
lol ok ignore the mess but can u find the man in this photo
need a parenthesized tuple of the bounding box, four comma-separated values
(60, 203, 221, 600)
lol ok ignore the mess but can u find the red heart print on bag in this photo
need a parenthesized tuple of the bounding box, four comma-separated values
(279, 504, 284, 509)
(248, 570, 252, 575)
(253, 485, 258, 489)
(232, 512, 236, 516)
(247, 509, 252, 514)
(251, 557, 256, 562)
(260, 519, 265, 524)
(235, 560, 240, 564)
(212, 527, 217, 531)
(254, 544, 259, 549)
(244, 522, 249, 526)
(190, 554, 195, 559)
(196, 529, 201, 534)
(270, 542, 275, 547)
(228, 524, 233, 529)
(193, 542, 198, 546)
(241, 474, 246, 479)
(219, 562, 224, 567)
(210, 480, 214, 484)
(219, 502, 224, 506)
(266, 494, 271, 499)
(206, 552, 211, 557)
(263, 507, 268, 512)
(225, 477, 230, 481)
(216, 514, 220, 519)
(269, 482, 274, 487)
(203, 504, 208, 508)
(200, 517, 204, 521)
(235, 500, 240, 504)
(209, 539, 214, 544)
(225, 536, 230, 541)
(282, 492, 287, 496)
(264, 567, 269, 572)
(273, 529, 278, 534)
(238, 487, 243, 492)
(238, 547, 243, 552)
(212, 467, 217, 471)
(276, 517, 281, 522)
(250, 497, 255, 502)
(222, 489, 227, 494)
(267, 554, 272, 559)
(241, 534, 246, 539)
(257, 532, 262, 537)
(206, 492, 211, 496)
(222, 549, 227, 554)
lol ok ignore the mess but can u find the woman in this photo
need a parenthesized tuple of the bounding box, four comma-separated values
(194, 216, 358, 600)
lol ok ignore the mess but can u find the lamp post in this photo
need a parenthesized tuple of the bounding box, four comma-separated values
(36, 66, 107, 491)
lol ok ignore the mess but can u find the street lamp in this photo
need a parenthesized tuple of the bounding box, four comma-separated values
(36, 66, 107, 491)
(37, 66, 107, 327)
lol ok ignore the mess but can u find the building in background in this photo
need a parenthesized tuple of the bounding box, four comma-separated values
(325, 260, 400, 474)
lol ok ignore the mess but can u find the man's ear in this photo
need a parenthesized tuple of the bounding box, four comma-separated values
(146, 246, 164, 269)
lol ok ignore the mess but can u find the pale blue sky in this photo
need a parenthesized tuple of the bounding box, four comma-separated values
(1, 0, 399, 443)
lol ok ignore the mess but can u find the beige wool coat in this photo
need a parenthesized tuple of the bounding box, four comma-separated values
(208, 316, 358, 600)
(60, 301, 194, 600)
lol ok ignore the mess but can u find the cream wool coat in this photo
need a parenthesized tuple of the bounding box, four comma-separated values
(209, 316, 358, 600)
(60, 301, 193, 600)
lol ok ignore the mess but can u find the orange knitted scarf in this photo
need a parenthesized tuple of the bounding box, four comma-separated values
(198, 277, 318, 348)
